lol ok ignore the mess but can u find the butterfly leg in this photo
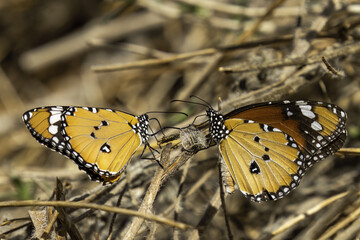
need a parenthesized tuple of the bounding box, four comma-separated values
(140, 144, 164, 169)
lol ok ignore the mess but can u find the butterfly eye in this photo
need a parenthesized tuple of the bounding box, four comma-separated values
(23, 106, 152, 184)
(203, 100, 347, 202)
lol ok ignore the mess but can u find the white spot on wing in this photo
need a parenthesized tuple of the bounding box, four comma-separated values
(52, 136, 59, 144)
(101, 145, 111, 153)
(49, 114, 62, 124)
(301, 109, 316, 119)
(311, 121, 323, 131)
(299, 105, 312, 111)
(48, 125, 58, 135)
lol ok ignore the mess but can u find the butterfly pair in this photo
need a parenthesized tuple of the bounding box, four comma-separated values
(23, 100, 347, 202)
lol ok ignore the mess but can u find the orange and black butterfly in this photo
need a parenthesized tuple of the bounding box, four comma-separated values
(197, 100, 347, 202)
(23, 106, 152, 184)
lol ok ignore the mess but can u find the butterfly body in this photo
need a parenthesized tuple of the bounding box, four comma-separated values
(204, 100, 347, 202)
(23, 106, 150, 184)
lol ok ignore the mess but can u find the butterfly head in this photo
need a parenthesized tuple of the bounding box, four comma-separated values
(206, 108, 230, 143)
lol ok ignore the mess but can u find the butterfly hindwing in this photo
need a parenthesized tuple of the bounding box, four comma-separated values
(23, 106, 149, 184)
(219, 119, 304, 202)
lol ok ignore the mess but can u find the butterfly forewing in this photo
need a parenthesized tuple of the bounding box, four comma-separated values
(23, 106, 148, 184)
(225, 101, 347, 169)
(220, 119, 304, 202)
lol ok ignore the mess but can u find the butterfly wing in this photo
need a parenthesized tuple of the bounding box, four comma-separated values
(225, 100, 347, 169)
(220, 119, 304, 202)
(23, 106, 146, 183)
(23, 106, 68, 152)
(62, 107, 143, 181)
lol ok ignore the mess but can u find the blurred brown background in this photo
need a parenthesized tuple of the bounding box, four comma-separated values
(0, 0, 360, 239)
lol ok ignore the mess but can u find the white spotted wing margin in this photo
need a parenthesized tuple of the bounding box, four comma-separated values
(219, 119, 305, 203)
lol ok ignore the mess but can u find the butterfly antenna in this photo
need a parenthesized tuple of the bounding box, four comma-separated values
(148, 124, 163, 150)
(171, 99, 209, 109)
(149, 118, 165, 137)
(151, 126, 182, 136)
(192, 113, 207, 125)
(145, 111, 188, 117)
(189, 95, 212, 108)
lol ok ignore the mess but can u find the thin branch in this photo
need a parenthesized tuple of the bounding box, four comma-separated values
(175, 0, 322, 17)
(0, 200, 191, 230)
(219, 41, 360, 73)
(123, 144, 179, 239)
(269, 191, 359, 237)
(92, 48, 217, 72)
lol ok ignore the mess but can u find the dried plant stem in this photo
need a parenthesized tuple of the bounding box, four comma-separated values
(219, 41, 360, 73)
(175, 0, 321, 17)
(39, 210, 59, 240)
(0, 200, 191, 230)
(174, 158, 192, 240)
(298, 191, 358, 240)
(270, 191, 359, 236)
(235, 0, 286, 44)
(337, 148, 360, 156)
(20, 12, 165, 72)
(122, 166, 165, 239)
(218, 159, 232, 240)
(92, 48, 217, 72)
(189, 187, 221, 238)
(123, 144, 177, 239)
(318, 203, 360, 240)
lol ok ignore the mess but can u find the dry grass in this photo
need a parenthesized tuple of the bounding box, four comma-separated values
(0, 0, 360, 239)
